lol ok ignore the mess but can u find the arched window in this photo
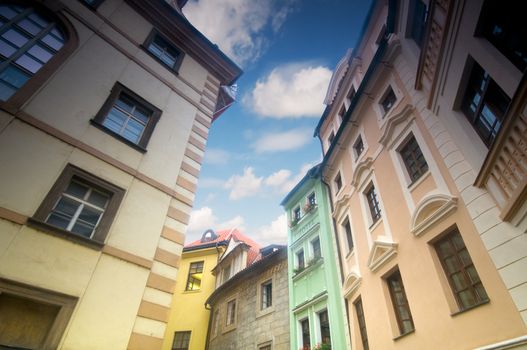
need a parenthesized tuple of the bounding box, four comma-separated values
(0, 2, 77, 110)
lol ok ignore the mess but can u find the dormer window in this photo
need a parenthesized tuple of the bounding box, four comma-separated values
(200, 229, 217, 243)
(222, 264, 231, 283)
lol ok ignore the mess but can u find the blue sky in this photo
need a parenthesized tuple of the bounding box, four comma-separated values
(183, 0, 372, 245)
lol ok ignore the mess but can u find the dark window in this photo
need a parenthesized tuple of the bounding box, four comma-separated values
(261, 280, 272, 310)
(144, 31, 184, 72)
(31, 164, 124, 247)
(354, 135, 364, 158)
(222, 264, 231, 283)
(308, 192, 316, 206)
(334, 172, 342, 192)
(312, 237, 321, 259)
(347, 86, 356, 102)
(338, 106, 346, 121)
(92, 83, 162, 151)
(293, 206, 301, 221)
(477, 0, 526, 71)
(387, 270, 415, 335)
(185, 261, 204, 291)
(343, 218, 354, 253)
(461, 61, 510, 147)
(0, 4, 65, 102)
(80, 0, 105, 9)
(319, 310, 331, 346)
(301, 318, 310, 350)
(408, 0, 428, 47)
(259, 345, 272, 350)
(354, 298, 369, 350)
(434, 229, 489, 310)
(365, 184, 381, 224)
(380, 87, 397, 115)
(328, 131, 335, 146)
(172, 331, 191, 350)
(400, 135, 428, 182)
(297, 250, 305, 270)
(226, 299, 236, 326)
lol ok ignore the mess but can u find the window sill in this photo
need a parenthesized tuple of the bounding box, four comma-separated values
(451, 299, 490, 317)
(393, 329, 415, 341)
(407, 170, 431, 191)
(292, 257, 324, 281)
(26, 218, 104, 251)
(345, 248, 355, 259)
(368, 217, 382, 231)
(183, 289, 201, 294)
(256, 306, 274, 319)
(90, 119, 147, 153)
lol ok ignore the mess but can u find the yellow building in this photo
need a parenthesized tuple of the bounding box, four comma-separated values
(162, 230, 226, 350)
(0, 1, 241, 349)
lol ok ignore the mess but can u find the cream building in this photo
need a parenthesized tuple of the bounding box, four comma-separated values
(316, 0, 527, 349)
(0, 0, 241, 349)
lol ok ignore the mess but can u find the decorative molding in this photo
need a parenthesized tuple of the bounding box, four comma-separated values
(351, 157, 374, 188)
(292, 290, 328, 314)
(378, 103, 415, 148)
(343, 272, 362, 298)
(102, 245, 153, 269)
(324, 49, 353, 105)
(332, 192, 351, 221)
(367, 240, 398, 273)
(473, 335, 527, 350)
(410, 193, 458, 237)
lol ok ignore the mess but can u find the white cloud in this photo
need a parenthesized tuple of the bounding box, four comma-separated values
(264, 162, 318, 195)
(245, 64, 332, 118)
(204, 148, 231, 165)
(186, 207, 246, 242)
(224, 167, 263, 200)
(184, 0, 295, 65)
(253, 128, 312, 153)
(254, 214, 288, 245)
(198, 177, 225, 189)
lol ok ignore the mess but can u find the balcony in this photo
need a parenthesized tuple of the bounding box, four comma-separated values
(475, 73, 527, 222)
(415, 0, 454, 108)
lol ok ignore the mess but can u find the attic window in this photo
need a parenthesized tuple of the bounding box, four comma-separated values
(201, 229, 217, 243)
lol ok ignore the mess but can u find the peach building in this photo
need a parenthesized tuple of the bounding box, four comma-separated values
(316, 0, 527, 349)
(0, 0, 240, 349)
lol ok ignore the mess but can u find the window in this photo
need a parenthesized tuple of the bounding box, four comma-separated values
(260, 279, 272, 310)
(354, 298, 369, 350)
(0, 4, 69, 104)
(311, 237, 321, 259)
(31, 164, 124, 247)
(347, 86, 356, 104)
(338, 106, 346, 121)
(353, 135, 364, 158)
(185, 261, 204, 291)
(334, 172, 342, 192)
(386, 270, 415, 335)
(461, 61, 510, 147)
(343, 218, 354, 253)
(300, 318, 310, 350)
(328, 131, 335, 146)
(226, 299, 236, 326)
(307, 192, 316, 206)
(434, 229, 489, 310)
(477, 0, 526, 71)
(144, 30, 184, 72)
(172, 331, 191, 350)
(399, 135, 428, 182)
(365, 184, 381, 224)
(92, 83, 161, 150)
(222, 264, 231, 284)
(408, 0, 428, 47)
(293, 206, 301, 221)
(318, 310, 331, 346)
(259, 344, 272, 350)
(297, 250, 305, 270)
(380, 87, 397, 115)
(211, 309, 220, 337)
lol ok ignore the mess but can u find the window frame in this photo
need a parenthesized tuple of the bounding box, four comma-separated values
(143, 29, 185, 74)
(311, 236, 321, 260)
(224, 297, 237, 332)
(364, 183, 382, 225)
(343, 217, 354, 254)
(354, 297, 369, 350)
(353, 135, 365, 159)
(300, 317, 310, 350)
(317, 309, 331, 346)
(172, 330, 191, 350)
(379, 86, 397, 116)
(307, 192, 316, 207)
(296, 249, 305, 270)
(398, 134, 429, 184)
(185, 261, 204, 291)
(386, 269, 415, 335)
(30, 164, 124, 249)
(91, 82, 162, 152)
(334, 172, 343, 193)
(433, 228, 489, 311)
(0, 2, 78, 113)
(260, 279, 273, 310)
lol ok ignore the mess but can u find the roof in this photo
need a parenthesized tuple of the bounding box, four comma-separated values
(185, 228, 261, 265)
(280, 163, 322, 206)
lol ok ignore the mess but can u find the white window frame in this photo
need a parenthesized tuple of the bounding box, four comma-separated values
(374, 79, 404, 127)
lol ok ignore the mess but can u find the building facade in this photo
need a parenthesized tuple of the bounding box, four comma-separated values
(162, 230, 227, 350)
(315, 0, 527, 349)
(206, 246, 289, 350)
(0, 0, 241, 349)
(282, 165, 349, 350)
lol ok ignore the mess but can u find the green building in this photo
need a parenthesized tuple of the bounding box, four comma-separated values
(282, 164, 348, 350)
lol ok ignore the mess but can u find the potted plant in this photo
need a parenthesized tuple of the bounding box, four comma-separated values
(312, 343, 331, 350)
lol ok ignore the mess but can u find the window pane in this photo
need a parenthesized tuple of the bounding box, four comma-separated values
(27, 44, 53, 63)
(65, 181, 89, 199)
(0, 6, 19, 20)
(27, 13, 48, 28)
(17, 18, 42, 36)
(15, 54, 43, 73)
(104, 108, 127, 133)
(87, 190, 109, 208)
(41, 33, 63, 51)
(1, 64, 30, 88)
(0, 80, 16, 101)
(71, 220, 96, 237)
(46, 212, 71, 229)
(132, 106, 150, 124)
(77, 206, 103, 226)
(54, 196, 81, 217)
(2, 28, 29, 48)
(115, 96, 135, 113)
(0, 39, 17, 58)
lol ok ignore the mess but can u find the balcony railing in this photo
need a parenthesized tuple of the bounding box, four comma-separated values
(475, 73, 527, 222)
(415, 0, 454, 108)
